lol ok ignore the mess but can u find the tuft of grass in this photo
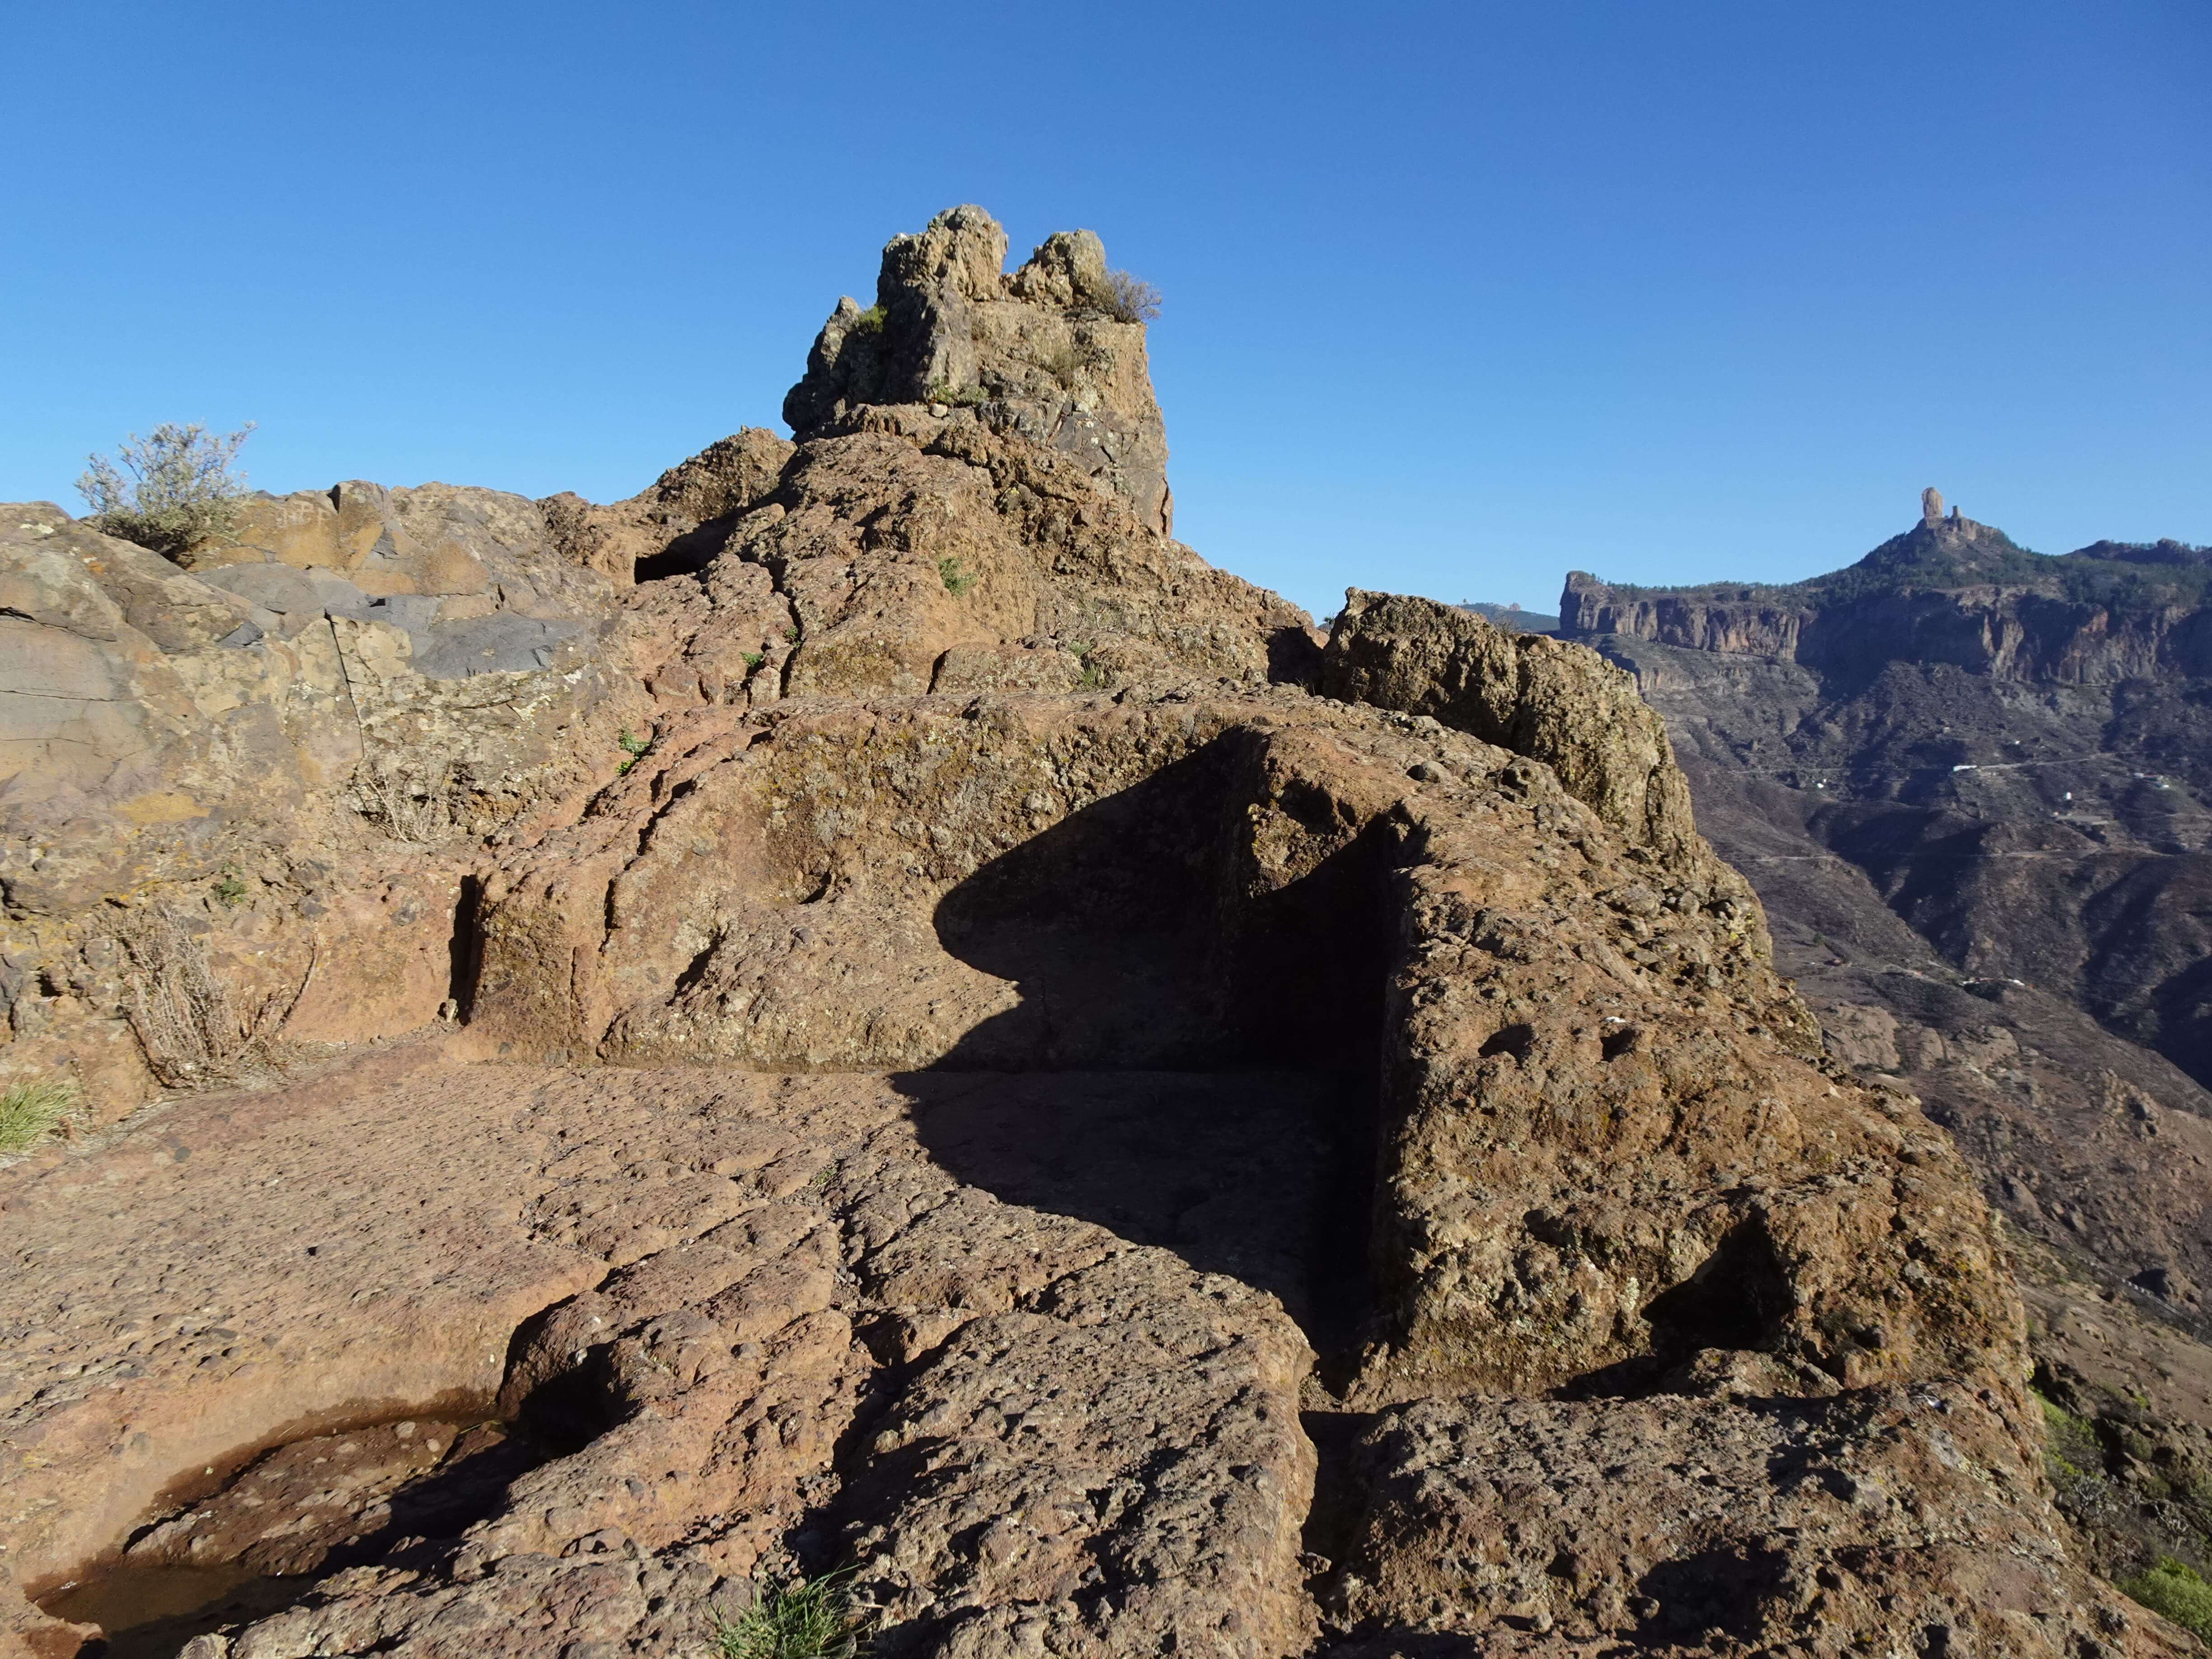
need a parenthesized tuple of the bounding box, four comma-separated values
(1066, 639, 1107, 690)
(2033, 1386, 2102, 1482)
(1033, 342, 1095, 390)
(211, 868, 248, 908)
(711, 1570, 866, 1659)
(2121, 1557, 2212, 1641)
(937, 556, 975, 598)
(742, 651, 766, 671)
(0, 1078, 79, 1156)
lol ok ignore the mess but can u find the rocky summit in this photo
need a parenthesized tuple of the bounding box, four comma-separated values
(0, 211, 2184, 1658)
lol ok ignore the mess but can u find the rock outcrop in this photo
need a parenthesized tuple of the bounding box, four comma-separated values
(0, 487, 647, 1122)
(1322, 590, 1712, 864)
(537, 426, 794, 584)
(784, 206, 1173, 536)
(0, 216, 2174, 1659)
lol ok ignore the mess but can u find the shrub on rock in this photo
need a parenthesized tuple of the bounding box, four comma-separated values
(77, 420, 255, 562)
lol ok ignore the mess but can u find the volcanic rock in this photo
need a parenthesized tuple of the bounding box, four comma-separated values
(0, 216, 2173, 1659)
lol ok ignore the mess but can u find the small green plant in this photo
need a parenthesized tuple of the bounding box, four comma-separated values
(0, 1078, 78, 1156)
(617, 729, 651, 775)
(78, 422, 256, 562)
(783, 625, 801, 642)
(849, 304, 887, 334)
(1065, 639, 1108, 690)
(2034, 1386, 2101, 1481)
(710, 1569, 866, 1659)
(937, 556, 975, 597)
(925, 381, 989, 408)
(743, 651, 766, 671)
(2120, 1557, 2212, 1641)
(211, 868, 248, 908)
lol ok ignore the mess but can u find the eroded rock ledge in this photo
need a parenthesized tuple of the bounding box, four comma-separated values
(0, 207, 2182, 1659)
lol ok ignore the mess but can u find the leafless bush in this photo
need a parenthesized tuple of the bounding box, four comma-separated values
(112, 903, 303, 1086)
(349, 757, 462, 842)
(77, 421, 256, 562)
(1094, 270, 1161, 324)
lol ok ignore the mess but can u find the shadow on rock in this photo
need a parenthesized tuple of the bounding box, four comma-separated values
(900, 741, 1401, 1353)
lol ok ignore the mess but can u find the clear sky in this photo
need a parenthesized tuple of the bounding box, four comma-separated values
(4, 1, 2205, 621)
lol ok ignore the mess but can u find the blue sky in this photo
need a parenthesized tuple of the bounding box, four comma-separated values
(3, 1, 2205, 621)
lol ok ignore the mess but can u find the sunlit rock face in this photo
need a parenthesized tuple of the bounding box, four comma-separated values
(0, 221, 2169, 1659)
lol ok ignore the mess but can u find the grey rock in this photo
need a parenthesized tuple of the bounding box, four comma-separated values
(410, 612, 585, 679)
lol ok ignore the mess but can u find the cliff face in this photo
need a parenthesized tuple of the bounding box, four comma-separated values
(0, 248, 2168, 1659)
(1558, 505, 2212, 1093)
(1562, 515, 2212, 688)
(1560, 573, 1810, 657)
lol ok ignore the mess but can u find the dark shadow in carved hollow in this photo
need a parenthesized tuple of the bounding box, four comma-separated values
(895, 734, 1402, 1359)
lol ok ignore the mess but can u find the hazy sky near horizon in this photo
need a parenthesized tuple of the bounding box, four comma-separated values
(4, 1, 2205, 620)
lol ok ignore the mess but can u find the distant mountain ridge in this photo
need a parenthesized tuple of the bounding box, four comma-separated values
(1562, 501, 2212, 687)
(1555, 493, 2212, 1586)
(1454, 599, 1557, 634)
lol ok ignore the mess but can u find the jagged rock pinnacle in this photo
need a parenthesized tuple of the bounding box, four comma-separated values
(782, 205, 1173, 535)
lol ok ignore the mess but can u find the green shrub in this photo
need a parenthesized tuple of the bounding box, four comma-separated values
(78, 422, 256, 562)
(2120, 1557, 2212, 1640)
(2033, 1387, 2100, 1479)
(0, 1078, 79, 1156)
(710, 1570, 866, 1659)
(937, 556, 975, 597)
(926, 381, 989, 408)
(742, 651, 765, 671)
(617, 729, 651, 775)
(849, 304, 887, 334)
(783, 625, 801, 642)
(211, 868, 248, 908)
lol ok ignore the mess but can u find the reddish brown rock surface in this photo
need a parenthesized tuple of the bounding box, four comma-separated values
(0, 209, 2173, 1659)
